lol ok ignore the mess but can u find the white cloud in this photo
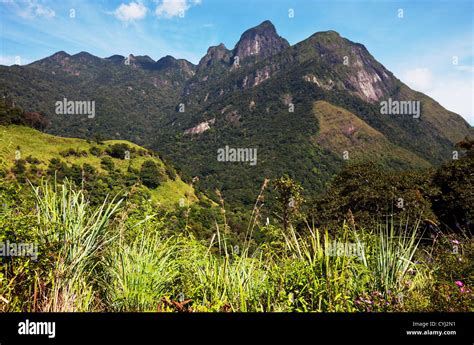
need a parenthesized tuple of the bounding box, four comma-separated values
(401, 67, 473, 125)
(0, 55, 26, 66)
(5, 0, 55, 19)
(0, 55, 19, 65)
(114, 1, 147, 22)
(428, 79, 474, 125)
(401, 68, 434, 92)
(155, 0, 200, 18)
(394, 34, 474, 125)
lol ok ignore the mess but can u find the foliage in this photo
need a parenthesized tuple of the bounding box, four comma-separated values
(312, 162, 438, 231)
(106, 143, 131, 160)
(0, 123, 198, 207)
(140, 160, 166, 189)
(272, 176, 304, 231)
(1, 181, 472, 312)
(431, 139, 474, 231)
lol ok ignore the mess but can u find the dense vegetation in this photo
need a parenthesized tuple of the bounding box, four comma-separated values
(0, 21, 472, 312)
(1, 23, 471, 208)
(0, 99, 199, 208)
(0, 174, 472, 312)
(1, 120, 472, 311)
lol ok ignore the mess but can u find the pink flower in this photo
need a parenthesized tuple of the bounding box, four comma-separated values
(455, 281, 464, 287)
(460, 287, 471, 294)
(452, 240, 460, 245)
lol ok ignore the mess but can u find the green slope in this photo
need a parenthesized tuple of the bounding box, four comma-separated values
(0, 124, 197, 206)
(311, 101, 432, 169)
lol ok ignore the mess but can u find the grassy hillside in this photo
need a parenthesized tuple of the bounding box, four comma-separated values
(311, 101, 432, 169)
(0, 124, 197, 206)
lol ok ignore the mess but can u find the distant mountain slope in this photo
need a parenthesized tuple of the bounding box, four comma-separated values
(311, 101, 431, 169)
(173, 25, 471, 164)
(0, 50, 194, 144)
(0, 20, 471, 205)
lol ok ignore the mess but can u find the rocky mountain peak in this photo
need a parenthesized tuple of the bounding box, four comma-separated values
(105, 54, 126, 64)
(71, 51, 103, 64)
(155, 55, 195, 76)
(233, 20, 289, 61)
(51, 51, 71, 59)
(198, 43, 232, 69)
(297, 31, 397, 102)
(155, 55, 177, 69)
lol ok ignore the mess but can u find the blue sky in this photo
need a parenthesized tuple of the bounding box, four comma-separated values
(0, 0, 473, 123)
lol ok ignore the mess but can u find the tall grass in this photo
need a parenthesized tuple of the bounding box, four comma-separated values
(189, 232, 271, 312)
(277, 224, 364, 311)
(105, 232, 179, 311)
(32, 179, 122, 311)
(354, 218, 423, 295)
(1, 180, 449, 312)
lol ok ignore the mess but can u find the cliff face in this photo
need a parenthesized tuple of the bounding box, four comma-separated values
(233, 20, 290, 61)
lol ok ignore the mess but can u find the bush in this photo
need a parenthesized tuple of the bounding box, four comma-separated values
(431, 149, 473, 231)
(106, 143, 131, 160)
(25, 155, 40, 164)
(101, 157, 115, 171)
(140, 160, 165, 189)
(89, 146, 102, 156)
(311, 162, 436, 230)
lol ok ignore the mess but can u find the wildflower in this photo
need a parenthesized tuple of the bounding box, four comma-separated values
(452, 239, 460, 245)
(455, 281, 464, 287)
(460, 287, 471, 294)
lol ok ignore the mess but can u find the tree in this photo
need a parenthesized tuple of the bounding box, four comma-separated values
(11, 159, 26, 180)
(431, 139, 474, 231)
(106, 143, 131, 159)
(312, 162, 436, 230)
(272, 175, 304, 231)
(140, 160, 165, 189)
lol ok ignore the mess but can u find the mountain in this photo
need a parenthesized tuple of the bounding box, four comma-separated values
(233, 20, 290, 62)
(0, 20, 471, 206)
(197, 44, 232, 70)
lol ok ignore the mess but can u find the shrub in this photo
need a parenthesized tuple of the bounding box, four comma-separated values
(101, 157, 115, 171)
(89, 146, 102, 156)
(140, 160, 165, 189)
(106, 143, 131, 160)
